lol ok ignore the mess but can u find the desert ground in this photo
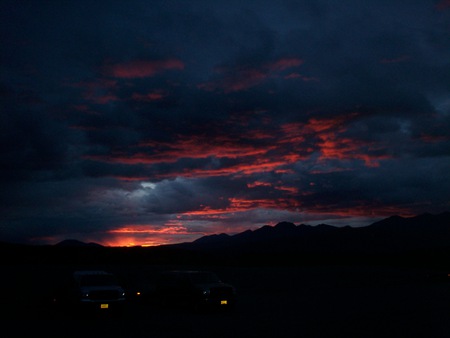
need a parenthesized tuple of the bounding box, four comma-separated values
(2, 263, 450, 338)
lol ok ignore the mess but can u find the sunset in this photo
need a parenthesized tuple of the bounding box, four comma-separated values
(2, 1, 450, 332)
(1, 0, 449, 247)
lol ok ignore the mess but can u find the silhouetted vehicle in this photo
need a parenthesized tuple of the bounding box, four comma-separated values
(53, 270, 126, 317)
(123, 268, 156, 303)
(152, 270, 236, 311)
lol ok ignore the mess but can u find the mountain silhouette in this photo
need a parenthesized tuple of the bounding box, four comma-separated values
(2, 212, 450, 266)
(55, 239, 103, 247)
(180, 212, 450, 258)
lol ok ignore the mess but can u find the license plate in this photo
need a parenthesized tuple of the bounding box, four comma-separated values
(100, 304, 109, 309)
(220, 300, 227, 305)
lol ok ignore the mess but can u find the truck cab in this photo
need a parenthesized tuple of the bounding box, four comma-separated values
(55, 270, 126, 317)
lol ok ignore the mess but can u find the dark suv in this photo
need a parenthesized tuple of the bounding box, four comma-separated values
(53, 270, 126, 316)
(153, 270, 236, 311)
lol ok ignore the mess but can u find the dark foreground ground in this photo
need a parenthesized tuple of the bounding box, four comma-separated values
(2, 263, 450, 338)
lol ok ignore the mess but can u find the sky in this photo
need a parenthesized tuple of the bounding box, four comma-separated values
(1, 0, 449, 247)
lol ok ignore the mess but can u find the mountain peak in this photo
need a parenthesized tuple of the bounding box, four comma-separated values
(55, 239, 103, 247)
(184, 212, 450, 257)
(193, 233, 230, 244)
(274, 221, 296, 230)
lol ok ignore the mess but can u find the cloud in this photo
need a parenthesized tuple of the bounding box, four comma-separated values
(132, 90, 167, 101)
(1, 0, 449, 246)
(436, 0, 450, 11)
(106, 59, 185, 79)
(379, 55, 411, 64)
(199, 57, 304, 92)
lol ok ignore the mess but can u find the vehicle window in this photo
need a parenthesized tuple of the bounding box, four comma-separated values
(189, 272, 220, 284)
(79, 274, 117, 287)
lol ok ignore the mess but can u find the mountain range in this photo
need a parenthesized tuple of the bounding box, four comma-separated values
(2, 212, 450, 266)
(52, 212, 450, 254)
(174, 212, 450, 257)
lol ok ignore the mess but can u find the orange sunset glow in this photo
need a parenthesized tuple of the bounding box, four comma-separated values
(1, 0, 448, 247)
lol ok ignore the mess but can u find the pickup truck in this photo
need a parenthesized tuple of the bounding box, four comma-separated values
(53, 270, 126, 317)
(152, 270, 236, 311)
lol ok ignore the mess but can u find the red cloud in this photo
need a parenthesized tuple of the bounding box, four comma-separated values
(86, 112, 391, 183)
(247, 181, 273, 188)
(107, 59, 184, 78)
(318, 135, 381, 166)
(268, 58, 304, 71)
(230, 196, 300, 210)
(199, 68, 267, 93)
(110, 225, 188, 235)
(302, 205, 416, 220)
(88, 94, 119, 104)
(275, 185, 299, 194)
(180, 196, 296, 217)
(104, 224, 200, 246)
(419, 133, 449, 143)
(111, 176, 151, 182)
(380, 55, 410, 64)
(199, 57, 304, 92)
(84, 130, 288, 180)
(280, 115, 391, 167)
(284, 72, 319, 82)
(124, 134, 276, 163)
(436, 0, 450, 10)
(307, 117, 391, 167)
(132, 90, 166, 101)
(306, 116, 349, 133)
(70, 79, 119, 104)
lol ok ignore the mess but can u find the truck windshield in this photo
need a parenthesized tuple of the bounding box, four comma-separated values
(189, 272, 221, 284)
(79, 274, 117, 286)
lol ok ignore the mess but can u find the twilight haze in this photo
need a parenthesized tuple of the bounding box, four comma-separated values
(1, 1, 449, 247)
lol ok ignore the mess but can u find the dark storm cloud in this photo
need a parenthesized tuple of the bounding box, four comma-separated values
(1, 0, 449, 245)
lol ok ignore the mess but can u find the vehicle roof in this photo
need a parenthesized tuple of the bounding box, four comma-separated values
(158, 270, 218, 277)
(160, 270, 213, 274)
(73, 270, 113, 276)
